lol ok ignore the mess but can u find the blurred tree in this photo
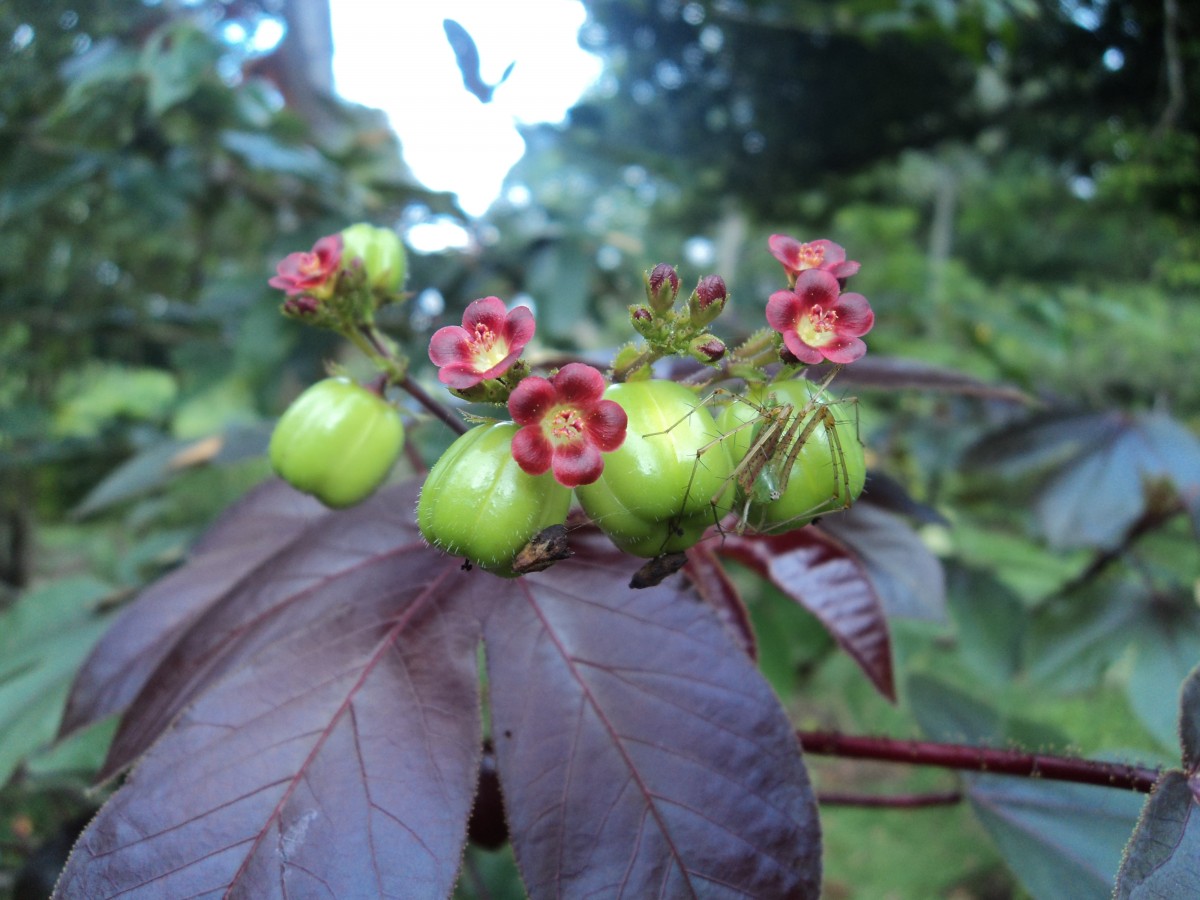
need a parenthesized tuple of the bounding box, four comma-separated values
(0, 0, 451, 598)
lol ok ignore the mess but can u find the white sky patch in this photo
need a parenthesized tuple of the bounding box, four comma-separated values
(330, 0, 602, 218)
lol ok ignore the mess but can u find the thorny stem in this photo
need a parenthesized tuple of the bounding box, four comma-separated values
(798, 731, 1161, 793)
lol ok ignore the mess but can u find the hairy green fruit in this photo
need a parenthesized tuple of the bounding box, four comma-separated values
(576, 379, 734, 557)
(269, 378, 404, 509)
(340, 222, 406, 293)
(417, 423, 571, 576)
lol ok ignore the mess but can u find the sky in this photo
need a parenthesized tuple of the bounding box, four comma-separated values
(329, 0, 603, 232)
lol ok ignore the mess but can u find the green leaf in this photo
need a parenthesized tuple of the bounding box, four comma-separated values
(220, 131, 335, 179)
(908, 673, 1002, 745)
(140, 23, 220, 115)
(968, 775, 1144, 900)
(0, 577, 115, 785)
(1126, 604, 1200, 753)
(53, 363, 177, 438)
(1114, 771, 1200, 899)
(1028, 585, 1143, 692)
(946, 564, 1026, 686)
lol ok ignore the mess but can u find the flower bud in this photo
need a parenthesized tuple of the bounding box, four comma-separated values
(688, 334, 726, 364)
(282, 295, 320, 318)
(630, 305, 656, 338)
(644, 263, 680, 313)
(688, 275, 727, 327)
(340, 223, 407, 295)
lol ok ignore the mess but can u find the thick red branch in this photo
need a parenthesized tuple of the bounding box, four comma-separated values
(817, 790, 962, 809)
(799, 731, 1162, 793)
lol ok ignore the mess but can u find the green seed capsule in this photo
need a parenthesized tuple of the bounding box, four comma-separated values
(576, 379, 734, 557)
(269, 378, 404, 509)
(417, 423, 571, 576)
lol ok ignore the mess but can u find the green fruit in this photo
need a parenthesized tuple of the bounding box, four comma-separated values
(340, 223, 406, 293)
(576, 379, 734, 557)
(269, 378, 404, 509)
(734, 379, 866, 533)
(417, 423, 571, 576)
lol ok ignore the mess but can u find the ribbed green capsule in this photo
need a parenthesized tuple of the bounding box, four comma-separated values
(269, 378, 404, 509)
(576, 379, 734, 557)
(417, 423, 571, 576)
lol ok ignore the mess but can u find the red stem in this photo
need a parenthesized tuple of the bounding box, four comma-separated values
(817, 790, 963, 809)
(398, 374, 467, 436)
(798, 731, 1162, 793)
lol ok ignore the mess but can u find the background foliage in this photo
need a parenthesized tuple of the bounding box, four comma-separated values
(2, 0, 1199, 896)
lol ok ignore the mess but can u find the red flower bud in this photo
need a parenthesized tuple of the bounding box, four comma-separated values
(689, 334, 726, 364)
(688, 274, 727, 326)
(645, 263, 680, 313)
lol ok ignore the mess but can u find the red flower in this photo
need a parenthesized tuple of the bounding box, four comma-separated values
(768, 235, 860, 281)
(508, 363, 627, 487)
(269, 234, 344, 297)
(766, 269, 875, 364)
(428, 297, 535, 389)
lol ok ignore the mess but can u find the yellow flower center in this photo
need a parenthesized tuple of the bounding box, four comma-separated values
(798, 304, 838, 346)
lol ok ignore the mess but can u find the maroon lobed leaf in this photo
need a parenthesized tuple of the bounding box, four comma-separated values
(809, 356, 1032, 403)
(57, 478, 822, 898)
(718, 524, 896, 702)
(818, 502, 946, 622)
(484, 526, 821, 899)
(684, 541, 757, 659)
(59, 478, 330, 740)
(55, 482, 485, 898)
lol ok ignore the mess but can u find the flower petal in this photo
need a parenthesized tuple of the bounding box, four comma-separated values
(809, 239, 845, 266)
(833, 292, 875, 337)
(819, 337, 868, 364)
(550, 441, 604, 487)
(503, 304, 536, 351)
(462, 296, 508, 333)
(512, 426, 553, 476)
(507, 376, 557, 426)
(765, 290, 802, 333)
(768, 234, 802, 270)
(792, 268, 840, 305)
(781, 332, 825, 365)
(583, 399, 628, 452)
(428, 326, 473, 367)
(554, 363, 606, 406)
(828, 260, 861, 280)
(436, 362, 487, 389)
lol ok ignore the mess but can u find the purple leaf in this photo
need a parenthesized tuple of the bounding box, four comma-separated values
(684, 542, 757, 659)
(58, 479, 822, 897)
(485, 527, 821, 899)
(55, 489, 484, 897)
(819, 502, 947, 622)
(810, 356, 1032, 403)
(1114, 770, 1200, 899)
(60, 479, 329, 740)
(718, 525, 896, 702)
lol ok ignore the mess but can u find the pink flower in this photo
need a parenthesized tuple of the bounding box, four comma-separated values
(269, 234, 344, 297)
(508, 363, 627, 487)
(768, 235, 860, 281)
(428, 297, 535, 390)
(766, 269, 875, 364)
